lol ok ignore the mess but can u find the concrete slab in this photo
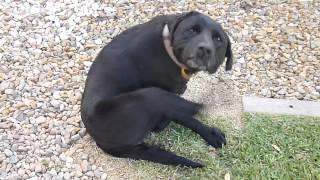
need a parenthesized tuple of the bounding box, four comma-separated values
(243, 96, 320, 117)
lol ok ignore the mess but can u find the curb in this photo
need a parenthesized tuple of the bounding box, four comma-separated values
(243, 96, 320, 117)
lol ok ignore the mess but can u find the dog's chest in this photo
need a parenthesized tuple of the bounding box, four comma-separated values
(169, 78, 188, 94)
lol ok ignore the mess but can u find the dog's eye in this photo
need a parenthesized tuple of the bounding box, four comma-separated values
(187, 25, 200, 33)
(213, 36, 221, 42)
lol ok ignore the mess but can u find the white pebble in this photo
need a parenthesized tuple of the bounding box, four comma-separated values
(237, 57, 245, 64)
(50, 100, 61, 108)
(83, 61, 92, 67)
(35, 116, 46, 125)
(18, 168, 25, 176)
(81, 160, 89, 173)
(4, 149, 13, 157)
(35, 163, 42, 173)
(94, 38, 103, 45)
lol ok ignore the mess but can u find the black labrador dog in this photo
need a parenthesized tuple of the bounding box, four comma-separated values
(81, 11, 233, 168)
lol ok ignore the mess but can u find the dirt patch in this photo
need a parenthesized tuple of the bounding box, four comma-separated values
(183, 72, 243, 129)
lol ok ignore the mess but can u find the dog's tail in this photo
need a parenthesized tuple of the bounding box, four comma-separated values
(100, 143, 203, 168)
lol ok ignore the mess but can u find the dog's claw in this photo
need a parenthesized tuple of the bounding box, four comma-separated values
(202, 127, 226, 148)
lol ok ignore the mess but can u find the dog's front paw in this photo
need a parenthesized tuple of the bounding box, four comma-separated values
(202, 127, 226, 148)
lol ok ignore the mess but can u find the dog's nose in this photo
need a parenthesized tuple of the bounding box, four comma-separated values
(196, 45, 211, 59)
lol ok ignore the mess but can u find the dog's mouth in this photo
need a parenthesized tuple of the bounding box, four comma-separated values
(207, 66, 218, 74)
(186, 58, 206, 70)
(184, 56, 214, 73)
(176, 48, 217, 74)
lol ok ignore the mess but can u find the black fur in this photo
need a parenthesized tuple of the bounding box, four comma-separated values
(81, 11, 233, 168)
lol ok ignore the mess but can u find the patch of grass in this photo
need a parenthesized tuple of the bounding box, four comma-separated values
(222, 114, 320, 179)
(131, 114, 320, 179)
(41, 159, 49, 168)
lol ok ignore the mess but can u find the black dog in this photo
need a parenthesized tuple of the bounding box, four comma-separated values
(81, 11, 233, 168)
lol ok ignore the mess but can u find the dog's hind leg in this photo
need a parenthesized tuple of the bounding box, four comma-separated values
(86, 87, 206, 167)
(99, 143, 203, 168)
(151, 119, 171, 132)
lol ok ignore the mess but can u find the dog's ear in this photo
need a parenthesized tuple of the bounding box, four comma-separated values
(167, 11, 199, 41)
(225, 33, 233, 71)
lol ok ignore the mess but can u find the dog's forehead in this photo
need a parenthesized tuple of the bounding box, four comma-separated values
(180, 13, 222, 31)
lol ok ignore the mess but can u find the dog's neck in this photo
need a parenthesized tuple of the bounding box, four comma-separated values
(162, 24, 192, 80)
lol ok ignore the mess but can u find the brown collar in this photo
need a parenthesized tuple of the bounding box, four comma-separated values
(162, 24, 192, 80)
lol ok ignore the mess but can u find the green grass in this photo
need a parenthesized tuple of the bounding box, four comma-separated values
(131, 114, 320, 179)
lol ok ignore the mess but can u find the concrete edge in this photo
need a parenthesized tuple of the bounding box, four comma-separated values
(243, 96, 320, 117)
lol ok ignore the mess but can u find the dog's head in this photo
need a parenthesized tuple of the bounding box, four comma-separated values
(166, 11, 233, 74)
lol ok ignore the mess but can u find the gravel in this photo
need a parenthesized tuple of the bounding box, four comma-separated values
(0, 0, 319, 179)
